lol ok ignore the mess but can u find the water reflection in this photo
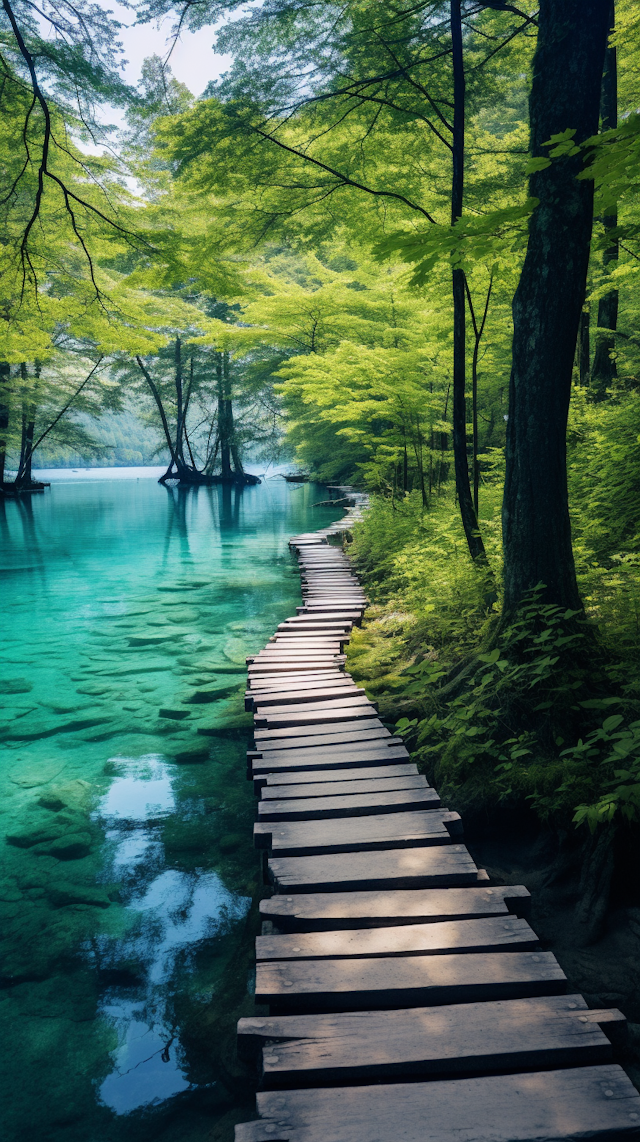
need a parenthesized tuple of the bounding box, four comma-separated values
(93, 758, 250, 1113)
(1, 475, 338, 1141)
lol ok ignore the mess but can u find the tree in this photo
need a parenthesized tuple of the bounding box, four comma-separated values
(590, 1, 619, 401)
(154, 0, 536, 559)
(501, 0, 611, 613)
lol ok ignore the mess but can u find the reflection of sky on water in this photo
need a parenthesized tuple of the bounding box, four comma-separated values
(99, 1012, 191, 1114)
(95, 757, 250, 1114)
(98, 756, 176, 820)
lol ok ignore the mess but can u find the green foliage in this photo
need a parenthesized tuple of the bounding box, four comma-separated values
(346, 447, 640, 831)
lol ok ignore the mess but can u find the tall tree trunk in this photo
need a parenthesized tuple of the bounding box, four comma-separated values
(450, 0, 486, 562)
(136, 357, 179, 474)
(174, 337, 187, 469)
(217, 352, 232, 478)
(0, 361, 10, 485)
(591, 0, 618, 401)
(502, 0, 610, 613)
(577, 305, 590, 384)
(16, 361, 38, 485)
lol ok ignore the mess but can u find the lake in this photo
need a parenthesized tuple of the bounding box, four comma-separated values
(0, 472, 337, 1142)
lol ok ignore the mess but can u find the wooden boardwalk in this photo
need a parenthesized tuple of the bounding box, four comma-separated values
(236, 492, 640, 1142)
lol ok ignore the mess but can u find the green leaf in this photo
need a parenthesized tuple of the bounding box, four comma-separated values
(478, 648, 500, 664)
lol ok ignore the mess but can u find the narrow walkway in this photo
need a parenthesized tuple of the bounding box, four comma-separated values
(235, 493, 640, 1142)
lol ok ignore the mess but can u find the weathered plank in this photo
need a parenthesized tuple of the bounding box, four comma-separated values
(254, 692, 370, 711)
(254, 696, 375, 720)
(237, 996, 626, 1085)
(256, 915, 538, 961)
(250, 745, 409, 776)
(254, 720, 387, 745)
(275, 629, 351, 637)
(268, 845, 479, 892)
(256, 787, 441, 821)
(258, 772, 424, 796)
(259, 885, 531, 930)
(267, 638, 346, 647)
(255, 949, 567, 1011)
(249, 666, 348, 676)
(249, 672, 345, 687)
(254, 810, 461, 855)
(246, 684, 361, 711)
(255, 705, 378, 730)
(250, 653, 346, 663)
(249, 681, 361, 699)
(235, 1065, 640, 1142)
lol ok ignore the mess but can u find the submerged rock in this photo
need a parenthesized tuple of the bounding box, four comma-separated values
(172, 745, 211, 765)
(38, 780, 93, 813)
(44, 833, 92, 860)
(9, 759, 66, 787)
(127, 633, 178, 647)
(222, 639, 249, 665)
(1, 678, 33, 694)
(158, 708, 191, 720)
(183, 684, 239, 704)
(197, 713, 253, 735)
(46, 882, 111, 908)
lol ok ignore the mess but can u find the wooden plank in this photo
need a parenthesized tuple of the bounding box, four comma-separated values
(237, 996, 626, 1084)
(249, 672, 345, 686)
(268, 845, 479, 892)
(259, 772, 423, 796)
(255, 949, 567, 1011)
(256, 915, 538, 961)
(255, 705, 377, 730)
(255, 696, 374, 718)
(267, 641, 347, 650)
(254, 810, 461, 855)
(248, 682, 361, 702)
(254, 655, 347, 665)
(254, 720, 387, 745)
(277, 624, 352, 632)
(268, 638, 346, 646)
(260, 885, 532, 930)
(248, 662, 346, 674)
(246, 684, 360, 711)
(253, 740, 406, 762)
(235, 1065, 640, 1142)
(256, 787, 441, 821)
(249, 677, 349, 692)
(297, 605, 364, 614)
(250, 745, 409, 775)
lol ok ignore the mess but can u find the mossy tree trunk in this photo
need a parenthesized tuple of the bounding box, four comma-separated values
(502, 0, 611, 613)
(590, 0, 618, 402)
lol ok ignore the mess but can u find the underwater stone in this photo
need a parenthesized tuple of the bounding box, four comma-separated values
(0, 678, 33, 694)
(218, 833, 244, 854)
(197, 713, 253, 735)
(222, 639, 249, 664)
(38, 780, 92, 813)
(9, 759, 66, 787)
(183, 684, 238, 704)
(158, 708, 191, 720)
(46, 883, 111, 908)
(127, 633, 179, 647)
(173, 746, 210, 765)
(42, 832, 92, 860)
(178, 659, 246, 674)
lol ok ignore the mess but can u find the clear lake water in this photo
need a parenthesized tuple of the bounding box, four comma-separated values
(0, 472, 338, 1142)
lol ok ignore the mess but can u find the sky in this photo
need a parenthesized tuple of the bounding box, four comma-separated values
(103, 1, 234, 125)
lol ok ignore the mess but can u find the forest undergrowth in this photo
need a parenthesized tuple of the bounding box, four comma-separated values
(346, 387, 640, 846)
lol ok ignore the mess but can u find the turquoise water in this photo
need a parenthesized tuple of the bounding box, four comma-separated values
(0, 474, 337, 1142)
